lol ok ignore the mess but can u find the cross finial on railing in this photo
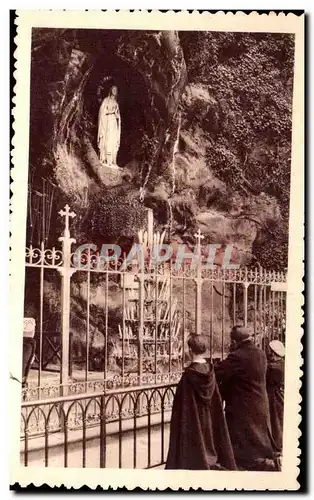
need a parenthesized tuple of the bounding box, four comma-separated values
(59, 204, 76, 235)
(194, 228, 204, 249)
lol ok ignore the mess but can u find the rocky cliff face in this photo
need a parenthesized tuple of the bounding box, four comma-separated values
(26, 29, 293, 366)
(29, 29, 293, 269)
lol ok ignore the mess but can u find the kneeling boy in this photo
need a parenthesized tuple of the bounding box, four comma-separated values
(165, 335, 236, 470)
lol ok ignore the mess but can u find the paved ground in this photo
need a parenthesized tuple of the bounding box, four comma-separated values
(22, 423, 170, 469)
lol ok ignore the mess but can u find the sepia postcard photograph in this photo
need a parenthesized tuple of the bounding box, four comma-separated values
(9, 10, 304, 491)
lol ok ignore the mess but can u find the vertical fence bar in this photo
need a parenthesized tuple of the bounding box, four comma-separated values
(245, 267, 250, 327)
(168, 273, 172, 373)
(69, 333, 73, 377)
(133, 396, 137, 469)
(281, 291, 284, 343)
(104, 270, 109, 385)
(272, 274, 276, 339)
(282, 291, 285, 340)
(154, 274, 158, 377)
(275, 289, 278, 340)
(284, 291, 287, 342)
(276, 291, 279, 339)
(44, 421, 49, 467)
(263, 284, 267, 345)
(243, 284, 249, 327)
(182, 269, 186, 369)
(269, 286, 272, 343)
(122, 275, 126, 383)
(39, 243, 44, 392)
(272, 291, 280, 339)
(233, 282, 236, 326)
(82, 413, 86, 468)
(271, 290, 274, 340)
(58, 206, 76, 397)
(24, 427, 29, 466)
(277, 291, 280, 340)
(161, 392, 165, 464)
(268, 285, 271, 342)
(280, 291, 284, 341)
(277, 291, 280, 339)
(138, 260, 145, 384)
(64, 416, 68, 468)
(86, 250, 91, 386)
(269, 287, 272, 341)
(267, 270, 271, 343)
(260, 284, 264, 346)
(147, 399, 151, 468)
(254, 282, 257, 344)
(283, 290, 286, 340)
(221, 279, 225, 360)
(42, 179, 46, 244)
(210, 281, 214, 360)
(194, 230, 203, 335)
(259, 280, 263, 346)
(99, 396, 106, 468)
(118, 403, 122, 469)
(261, 285, 264, 345)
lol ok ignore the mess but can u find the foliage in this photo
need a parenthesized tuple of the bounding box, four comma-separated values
(87, 187, 147, 247)
(252, 216, 289, 271)
(180, 31, 294, 269)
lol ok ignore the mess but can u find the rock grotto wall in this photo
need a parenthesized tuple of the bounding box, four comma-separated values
(25, 29, 294, 368)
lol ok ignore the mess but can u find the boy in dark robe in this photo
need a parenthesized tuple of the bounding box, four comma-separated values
(215, 326, 278, 471)
(266, 340, 285, 455)
(165, 335, 236, 470)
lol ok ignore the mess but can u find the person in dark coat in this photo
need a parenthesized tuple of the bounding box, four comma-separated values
(266, 340, 285, 455)
(165, 335, 237, 470)
(215, 326, 277, 471)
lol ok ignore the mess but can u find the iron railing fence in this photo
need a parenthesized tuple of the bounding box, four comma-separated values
(21, 382, 177, 469)
(22, 372, 182, 402)
(23, 205, 287, 400)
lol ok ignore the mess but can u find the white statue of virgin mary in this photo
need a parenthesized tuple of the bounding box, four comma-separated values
(97, 85, 121, 168)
